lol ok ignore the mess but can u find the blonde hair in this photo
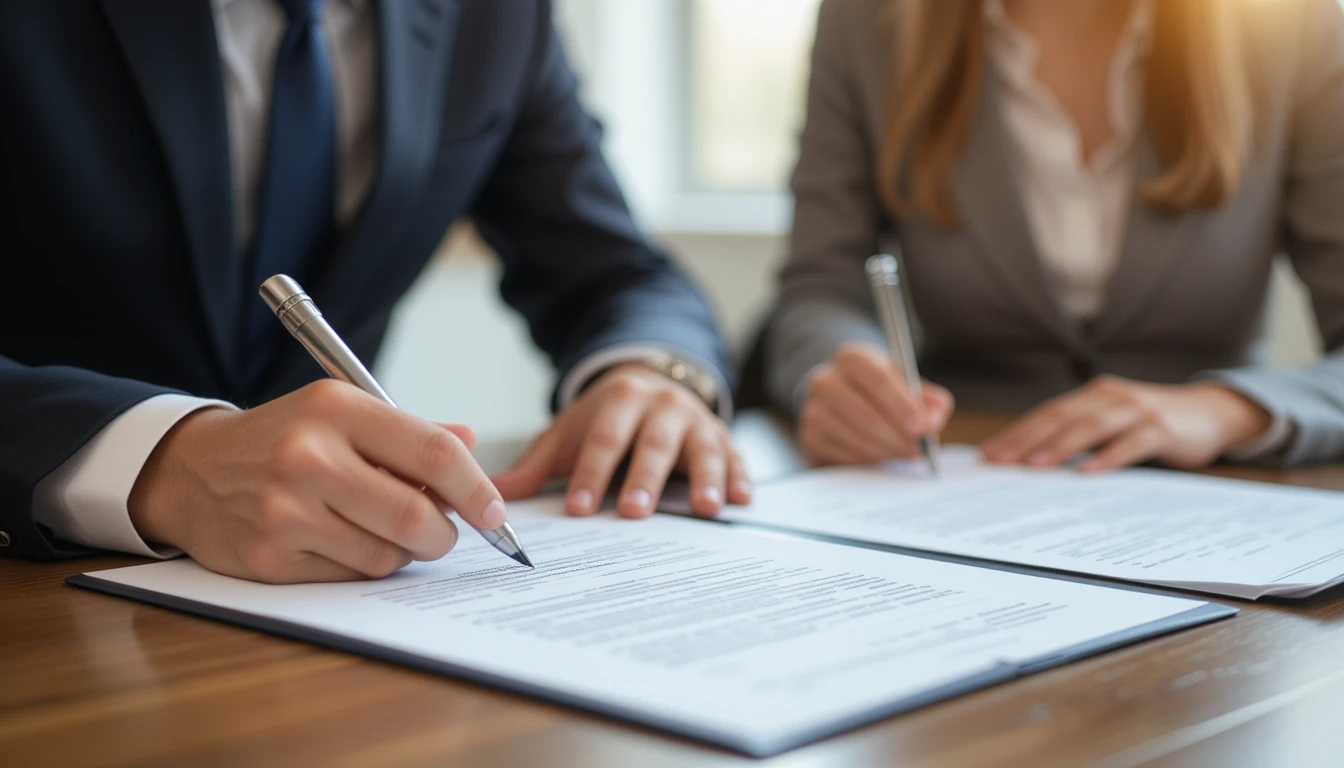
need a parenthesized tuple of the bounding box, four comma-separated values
(879, 0, 1255, 227)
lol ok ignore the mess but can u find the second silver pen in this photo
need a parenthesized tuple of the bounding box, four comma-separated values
(259, 274, 534, 568)
(865, 254, 941, 476)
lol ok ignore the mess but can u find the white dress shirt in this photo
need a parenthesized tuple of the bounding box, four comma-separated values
(33, 0, 726, 558)
(983, 0, 1287, 456)
(219, 0, 378, 250)
(984, 0, 1152, 323)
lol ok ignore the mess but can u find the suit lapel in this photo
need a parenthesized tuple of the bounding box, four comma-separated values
(99, 0, 237, 386)
(305, 0, 461, 335)
(951, 73, 1090, 356)
(1093, 136, 1208, 342)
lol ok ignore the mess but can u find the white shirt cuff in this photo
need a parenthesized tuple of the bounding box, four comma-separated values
(558, 344, 733, 421)
(31, 394, 237, 558)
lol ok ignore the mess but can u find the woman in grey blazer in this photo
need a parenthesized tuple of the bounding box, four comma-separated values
(767, 0, 1344, 470)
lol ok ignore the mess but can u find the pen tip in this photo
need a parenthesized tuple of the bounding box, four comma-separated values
(512, 551, 534, 569)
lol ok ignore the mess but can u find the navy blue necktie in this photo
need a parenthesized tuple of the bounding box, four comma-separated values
(241, 0, 336, 391)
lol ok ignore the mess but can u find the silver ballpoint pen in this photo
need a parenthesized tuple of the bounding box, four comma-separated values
(259, 274, 534, 568)
(865, 254, 941, 477)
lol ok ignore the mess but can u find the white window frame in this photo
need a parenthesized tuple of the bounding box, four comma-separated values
(556, 0, 794, 236)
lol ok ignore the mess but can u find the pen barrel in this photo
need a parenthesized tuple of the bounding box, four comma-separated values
(295, 316, 396, 407)
(865, 255, 923, 399)
(259, 275, 396, 408)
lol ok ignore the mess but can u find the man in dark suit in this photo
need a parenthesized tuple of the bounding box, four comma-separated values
(0, 0, 750, 582)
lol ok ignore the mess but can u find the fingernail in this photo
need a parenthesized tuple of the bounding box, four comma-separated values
(481, 500, 508, 529)
(732, 481, 753, 500)
(623, 488, 651, 510)
(1028, 451, 1051, 466)
(700, 486, 723, 506)
(568, 488, 595, 513)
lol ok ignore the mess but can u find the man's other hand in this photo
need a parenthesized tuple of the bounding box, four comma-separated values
(492, 365, 752, 519)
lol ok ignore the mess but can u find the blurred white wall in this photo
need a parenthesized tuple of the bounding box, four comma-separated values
(1270, 261, 1324, 367)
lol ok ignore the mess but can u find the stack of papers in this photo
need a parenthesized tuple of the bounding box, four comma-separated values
(84, 438, 1342, 753)
(72, 500, 1228, 756)
(720, 446, 1344, 600)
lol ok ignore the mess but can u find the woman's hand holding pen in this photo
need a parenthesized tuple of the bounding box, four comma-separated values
(981, 376, 1273, 472)
(799, 342, 955, 466)
(128, 380, 508, 584)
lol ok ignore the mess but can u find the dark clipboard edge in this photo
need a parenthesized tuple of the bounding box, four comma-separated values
(66, 565, 1235, 759)
(697, 514, 1267, 603)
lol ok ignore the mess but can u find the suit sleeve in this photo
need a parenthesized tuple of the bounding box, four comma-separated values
(0, 356, 175, 560)
(32, 394, 233, 559)
(766, 0, 889, 414)
(469, 0, 732, 409)
(1212, 0, 1344, 466)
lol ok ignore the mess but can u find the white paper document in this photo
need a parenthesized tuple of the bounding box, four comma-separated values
(720, 446, 1344, 600)
(73, 499, 1222, 756)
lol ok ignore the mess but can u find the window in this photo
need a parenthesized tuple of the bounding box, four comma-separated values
(687, 0, 822, 192)
(555, 0, 820, 234)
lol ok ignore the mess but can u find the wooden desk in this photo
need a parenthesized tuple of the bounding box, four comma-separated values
(4, 412, 1344, 767)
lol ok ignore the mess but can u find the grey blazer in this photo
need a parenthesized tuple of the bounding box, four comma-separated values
(767, 0, 1344, 466)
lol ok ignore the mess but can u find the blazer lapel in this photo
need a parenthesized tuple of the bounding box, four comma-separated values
(99, 0, 237, 385)
(1093, 136, 1209, 342)
(951, 73, 1090, 355)
(306, 0, 461, 334)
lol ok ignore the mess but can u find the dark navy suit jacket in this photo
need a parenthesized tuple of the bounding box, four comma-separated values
(0, 0, 731, 560)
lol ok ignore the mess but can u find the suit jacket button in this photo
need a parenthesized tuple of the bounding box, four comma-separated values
(0, 531, 11, 547)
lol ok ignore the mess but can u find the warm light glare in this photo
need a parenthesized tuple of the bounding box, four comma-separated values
(691, 0, 823, 191)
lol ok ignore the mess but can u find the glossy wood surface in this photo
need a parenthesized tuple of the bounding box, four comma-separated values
(3, 412, 1343, 767)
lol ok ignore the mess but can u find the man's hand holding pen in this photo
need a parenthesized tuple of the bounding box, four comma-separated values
(127, 381, 504, 584)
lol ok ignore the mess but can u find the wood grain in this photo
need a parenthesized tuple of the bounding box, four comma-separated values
(3, 412, 1344, 767)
